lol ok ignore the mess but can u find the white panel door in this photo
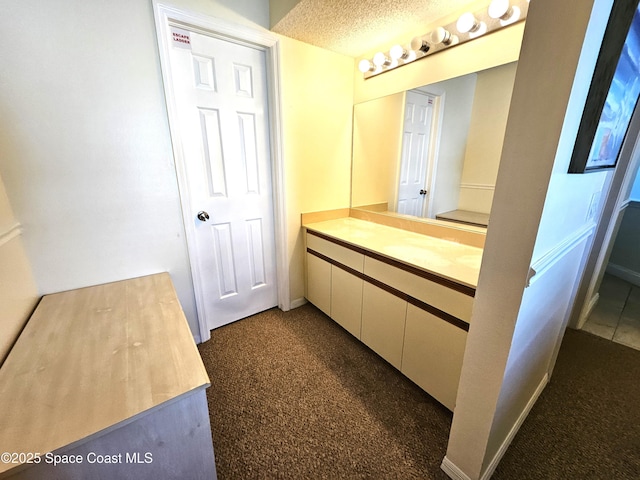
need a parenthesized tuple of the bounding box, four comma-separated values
(169, 30, 277, 330)
(397, 91, 435, 217)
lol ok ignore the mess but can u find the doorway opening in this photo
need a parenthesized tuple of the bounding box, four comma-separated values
(153, 2, 288, 342)
(581, 166, 640, 350)
(571, 110, 640, 348)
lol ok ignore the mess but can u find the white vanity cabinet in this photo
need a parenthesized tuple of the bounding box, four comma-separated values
(306, 232, 365, 339)
(361, 282, 407, 369)
(331, 266, 364, 339)
(306, 252, 332, 316)
(402, 304, 468, 410)
(303, 223, 477, 411)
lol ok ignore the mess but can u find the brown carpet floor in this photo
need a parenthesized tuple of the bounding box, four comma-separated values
(197, 304, 640, 479)
(493, 326, 640, 479)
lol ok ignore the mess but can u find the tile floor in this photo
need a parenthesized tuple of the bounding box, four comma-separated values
(582, 273, 640, 350)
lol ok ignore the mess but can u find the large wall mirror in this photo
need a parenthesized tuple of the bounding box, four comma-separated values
(351, 61, 518, 228)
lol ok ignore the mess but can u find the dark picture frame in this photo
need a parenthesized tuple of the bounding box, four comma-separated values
(568, 0, 640, 173)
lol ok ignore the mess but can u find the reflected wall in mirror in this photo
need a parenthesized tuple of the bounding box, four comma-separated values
(351, 61, 517, 228)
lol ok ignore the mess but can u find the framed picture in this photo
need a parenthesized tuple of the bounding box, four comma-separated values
(569, 0, 640, 173)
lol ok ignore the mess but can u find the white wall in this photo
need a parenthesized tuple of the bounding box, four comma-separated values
(0, 0, 270, 340)
(0, 0, 354, 338)
(444, 0, 614, 478)
(170, 0, 269, 28)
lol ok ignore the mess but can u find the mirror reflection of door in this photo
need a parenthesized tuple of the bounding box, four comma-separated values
(396, 91, 438, 217)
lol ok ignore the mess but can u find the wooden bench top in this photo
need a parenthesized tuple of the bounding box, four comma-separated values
(0, 273, 210, 474)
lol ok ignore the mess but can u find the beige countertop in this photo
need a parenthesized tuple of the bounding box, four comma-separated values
(304, 217, 483, 288)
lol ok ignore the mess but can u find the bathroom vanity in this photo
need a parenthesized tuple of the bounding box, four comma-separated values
(303, 216, 482, 410)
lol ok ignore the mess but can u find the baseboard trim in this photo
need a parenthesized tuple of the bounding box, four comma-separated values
(441, 456, 473, 480)
(577, 292, 600, 329)
(479, 373, 549, 480)
(606, 263, 640, 288)
(290, 297, 308, 309)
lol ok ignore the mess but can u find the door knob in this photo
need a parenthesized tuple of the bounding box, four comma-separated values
(419, 189, 428, 195)
(197, 211, 210, 222)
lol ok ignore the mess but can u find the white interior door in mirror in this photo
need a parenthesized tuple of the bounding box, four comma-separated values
(396, 91, 436, 217)
(169, 31, 277, 330)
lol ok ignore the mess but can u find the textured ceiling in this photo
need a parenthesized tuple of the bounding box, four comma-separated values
(271, 0, 481, 58)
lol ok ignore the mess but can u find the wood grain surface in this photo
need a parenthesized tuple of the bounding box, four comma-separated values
(0, 273, 210, 475)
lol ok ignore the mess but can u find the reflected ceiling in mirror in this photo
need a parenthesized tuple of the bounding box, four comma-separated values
(351, 61, 517, 229)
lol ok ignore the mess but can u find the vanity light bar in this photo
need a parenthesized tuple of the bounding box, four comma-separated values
(359, 0, 529, 79)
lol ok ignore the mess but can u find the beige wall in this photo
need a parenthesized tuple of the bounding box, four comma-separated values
(279, 37, 354, 305)
(458, 62, 518, 214)
(351, 92, 405, 208)
(0, 173, 38, 364)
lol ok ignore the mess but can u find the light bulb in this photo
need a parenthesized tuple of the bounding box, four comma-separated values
(358, 59, 374, 73)
(457, 12, 480, 34)
(429, 27, 453, 46)
(372, 52, 391, 67)
(488, 0, 513, 20)
(389, 44, 408, 60)
(410, 36, 430, 53)
(504, 6, 520, 24)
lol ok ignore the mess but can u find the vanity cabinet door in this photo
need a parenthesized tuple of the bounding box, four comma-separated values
(331, 267, 363, 339)
(306, 252, 331, 316)
(401, 303, 467, 410)
(361, 282, 407, 370)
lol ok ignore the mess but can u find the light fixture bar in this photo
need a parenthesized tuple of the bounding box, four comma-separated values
(359, 0, 529, 79)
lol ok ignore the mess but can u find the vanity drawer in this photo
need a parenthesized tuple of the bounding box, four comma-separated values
(306, 232, 365, 273)
(363, 257, 473, 322)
